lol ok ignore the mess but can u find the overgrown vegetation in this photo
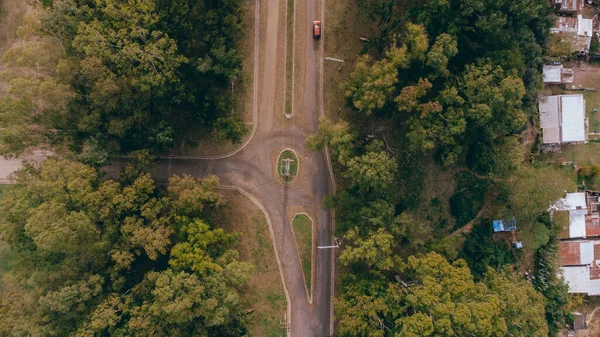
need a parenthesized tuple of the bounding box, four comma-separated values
(0, 0, 247, 160)
(459, 220, 517, 281)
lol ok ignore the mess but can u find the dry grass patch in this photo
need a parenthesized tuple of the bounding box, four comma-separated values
(213, 190, 286, 337)
(323, 0, 376, 121)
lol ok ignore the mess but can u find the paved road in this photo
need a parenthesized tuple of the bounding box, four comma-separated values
(150, 0, 333, 333)
(0, 0, 333, 334)
(112, 0, 332, 334)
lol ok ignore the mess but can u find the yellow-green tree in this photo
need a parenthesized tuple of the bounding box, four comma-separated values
(0, 159, 252, 336)
(336, 252, 549, 337)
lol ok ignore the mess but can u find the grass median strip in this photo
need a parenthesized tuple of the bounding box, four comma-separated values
(291, 213, 312, 297)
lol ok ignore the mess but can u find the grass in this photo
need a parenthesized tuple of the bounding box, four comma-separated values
(284, 0, 294, 115)
(291, 214, 312, 296)
(584, 91, 600, 133)
(278, 149, 298, 183)
(543, 143, 600, 165)
(212, 190, 287, 337)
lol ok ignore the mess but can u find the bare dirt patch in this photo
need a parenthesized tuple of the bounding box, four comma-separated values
(213, 189, 287, 337)
(0, 0, 29, 60)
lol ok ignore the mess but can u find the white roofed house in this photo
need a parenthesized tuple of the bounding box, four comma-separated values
(543, 64, 574, 84)
(539, 94, 588, 146)
(553, 191, 600, 295)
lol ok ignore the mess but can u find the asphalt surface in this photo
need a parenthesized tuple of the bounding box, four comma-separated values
(0, 0, 333, 334)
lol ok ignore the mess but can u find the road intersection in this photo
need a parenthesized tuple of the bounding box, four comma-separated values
(0, 0, 333, 334)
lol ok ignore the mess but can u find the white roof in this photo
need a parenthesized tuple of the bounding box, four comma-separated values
(571, 212, 588, 238)
(581, 241, 595, 264)
(561, 94, 586, 142)
(553, 192, 587, 211)
(567, 192, 587, 210)
(561, 266, 590, 293)
(578, 15, 593, 37)
(539, 96, 560, 128)
(589, 279, 600, 295)
(543, 65, 563, 83)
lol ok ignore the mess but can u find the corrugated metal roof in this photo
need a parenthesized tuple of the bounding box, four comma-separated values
(543, 127, 561, 144)
(561, 94, 586, 142)
(561, 266, 590, 293)
(543, 65, 563, 83)
(560, 241, 581, 265)
(539, 95, 560, 128)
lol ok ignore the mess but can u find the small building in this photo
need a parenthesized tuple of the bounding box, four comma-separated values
(555, 192, 600, 295)
(543, 64, 575, 84)
(539, 94, 587, 145)
(492, 218, 517, 232)
(559, 240, 600, 295)
(554, 0, 584, 13)
(550, 15, 594, 53)
(572, 312, 588, 331)
(553, 192, 588, 238)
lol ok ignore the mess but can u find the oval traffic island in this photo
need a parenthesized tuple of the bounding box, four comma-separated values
(277, 149, 299, 184)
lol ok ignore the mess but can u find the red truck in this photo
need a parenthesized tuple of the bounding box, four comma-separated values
(313, 20, 321, 39)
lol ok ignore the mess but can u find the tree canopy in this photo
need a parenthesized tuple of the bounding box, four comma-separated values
(336, 252, 548, 337)
(0, 0, 247, 158)
(0, 159, 252, 336)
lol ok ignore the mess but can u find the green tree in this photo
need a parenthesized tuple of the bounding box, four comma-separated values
(0, 159, 250, 336)
(305, 115, 356, 165)
(339, 227, 395, 270)
(426, 33, 458, 79)
(344, 55, 399, 115)
(404, 23, 429, 63)
(343, 148, 398, 193)
(336, 252, 549, 336)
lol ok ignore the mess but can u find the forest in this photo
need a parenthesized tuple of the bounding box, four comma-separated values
(0, 157, 253, 335)
(0, 0, 246, 162)
(0, 0, 584, 335)
(0, 0, 254, 335)
(310, 0, 580, 335)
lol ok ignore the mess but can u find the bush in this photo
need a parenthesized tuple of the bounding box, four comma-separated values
(459, 219, 516, 281)
(450, 171, 488, 229)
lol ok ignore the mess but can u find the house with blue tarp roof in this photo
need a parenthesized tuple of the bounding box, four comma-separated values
(493, 218, 517, 232)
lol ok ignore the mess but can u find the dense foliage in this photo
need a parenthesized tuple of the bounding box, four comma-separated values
(449, 171, 488, 229)
(459, 220, 517, 281)
(307, 0, 575, 335)
(0, 0, 246, 159)
(0, 159, 252, 336)
(336, 252, 548, 337)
